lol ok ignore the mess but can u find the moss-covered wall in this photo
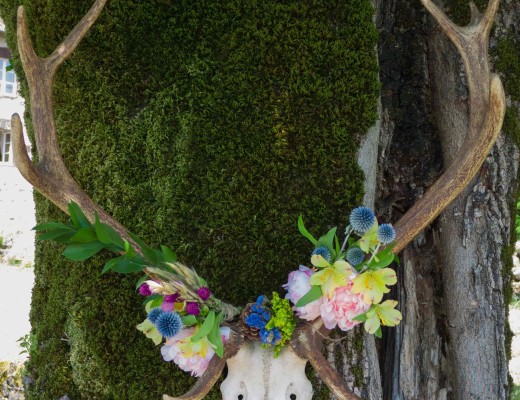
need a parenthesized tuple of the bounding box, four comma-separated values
(0, 0, 379, 398)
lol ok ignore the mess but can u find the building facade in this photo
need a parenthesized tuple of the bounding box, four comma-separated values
(0, 19, 25, 165)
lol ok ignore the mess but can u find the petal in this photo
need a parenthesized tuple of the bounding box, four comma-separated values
(311, 254, 331, 269)
(377, 268, 397, 285)
(364, 314, 381, 334)
(377, 301, 402, 326)
(309, 269, 330, 286)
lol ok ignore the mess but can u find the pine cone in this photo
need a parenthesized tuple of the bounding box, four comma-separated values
(239, 303, 261, 341)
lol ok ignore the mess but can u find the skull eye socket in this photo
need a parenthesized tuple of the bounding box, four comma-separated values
(290, 395, 297, 400)
(238, 395, 244, 400)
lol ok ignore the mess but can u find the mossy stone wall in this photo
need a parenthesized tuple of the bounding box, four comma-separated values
(0, 0, 379, 398)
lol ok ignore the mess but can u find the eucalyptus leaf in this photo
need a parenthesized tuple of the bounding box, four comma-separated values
(95, 215, 125, 248)
(71, 227, 97, 243)
(68, 201, 90, 228)
(298, 215, 318, 245)
(33, 222, 67, 231)
(161, 245, 177, 263)
(191, 310, 215, 342)
(144, 294, 162, 306)
(102, 256, 124, 274)
(37, 228, 76, 242)
(63, 242, 105, 261)
(295, 285, 322, 307)
(111, 257, 145, 274)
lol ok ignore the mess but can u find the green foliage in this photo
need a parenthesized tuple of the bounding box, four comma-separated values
(0, 0, 379, 398)
(264, 292, 296, 357)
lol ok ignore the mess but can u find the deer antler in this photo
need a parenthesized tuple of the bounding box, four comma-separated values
(11, 0, 140, 249)
(287, 0, 505, 398)
(11, 0, 505, 399)
(392, 0, 505, 254)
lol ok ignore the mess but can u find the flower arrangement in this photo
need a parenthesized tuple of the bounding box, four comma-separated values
(34, 201, 401, 377)
(282, 206, 402, 337)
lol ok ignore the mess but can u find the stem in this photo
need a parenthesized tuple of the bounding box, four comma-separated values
(359, 243, 381, 273)
(340, 226, 353, 253)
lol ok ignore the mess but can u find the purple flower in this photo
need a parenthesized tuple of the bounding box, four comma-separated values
(186, 302, 200, 316)
(164, 293, 180, 303)
(139, 283, 152, 296)
(197, 287, 211, 301)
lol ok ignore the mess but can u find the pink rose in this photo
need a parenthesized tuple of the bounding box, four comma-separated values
(283, 266, 322, 321)
(161, 327, 230, 377)
(320, 282, 370, 331)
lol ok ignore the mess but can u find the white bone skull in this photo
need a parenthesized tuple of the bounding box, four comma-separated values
(220, 341, 313, 400)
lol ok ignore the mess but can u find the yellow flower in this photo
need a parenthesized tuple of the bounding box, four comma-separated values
(357, 223, 379, 253)
(364, 300, 402, 334)
(136, 319, 162, 345)
(351, 268, 397, 304)
(178, 330, 211, 358)
(309, 255, 353, 298)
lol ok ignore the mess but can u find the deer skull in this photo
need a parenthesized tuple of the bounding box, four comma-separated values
(221, 341, 313, 400)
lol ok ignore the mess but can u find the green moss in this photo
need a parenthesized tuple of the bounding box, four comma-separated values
(0, 0, 379, 398)
(502, 107, 520, 148)
(494, 35, 520, 104)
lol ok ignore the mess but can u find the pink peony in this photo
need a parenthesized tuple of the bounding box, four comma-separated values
(161, 327, 230, 377)
(320, 281, 370, 331)
(282, 266, 322, 321)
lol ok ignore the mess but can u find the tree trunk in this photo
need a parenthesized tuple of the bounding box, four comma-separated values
(376, 1, 520, 399)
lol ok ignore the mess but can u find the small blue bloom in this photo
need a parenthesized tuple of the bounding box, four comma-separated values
(255, 295, 266, 306)
(260, 327, 282, 346)
(155, 311, 183, 338)
(245, 313, 267, 330)
(346, 247, 365, 266)
(312, 246, 332, 263)
(148, 307, 163, 324)
(350, 206, 376, 233)
(377, 224, 396, 244)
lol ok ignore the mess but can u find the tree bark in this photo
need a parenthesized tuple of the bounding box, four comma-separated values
(376, 1, 519, 399)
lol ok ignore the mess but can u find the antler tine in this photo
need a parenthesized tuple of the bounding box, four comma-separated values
(163, 328, 243, 400)
(392, 0, 505, 254)
(291, 320, 362, 400)
(13, 1, 139, 249)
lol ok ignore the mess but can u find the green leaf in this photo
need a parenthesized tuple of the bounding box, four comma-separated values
(63, 242, 105, 261)
(374, 327, 382, 339)
(161, 245, 177, 263)
(144, 294, 162, 307)
(33, 222, 67, 231)
(38, 227, 76, 243)
(111, 257, 145, 274)
(191, 310, 215, 342)
(295, 285, 322, 307)
(68, 201, 90, 228)
(102, 256, 124, 274)
(135, 275, 148, 289)
(317, 226, 337, 255)
(207, 312, 223, 357)
(182, 315, 198, 327)
(352, 313, 367, 322)
(94, 215, 125, 248)
(141, 246, 158, 266)
(124, 240, 136, 258)
(334, 235, 341, 258)
(368, 252, 394, 270)
(70, 226, 97, 243)
(298, 215, 318, 245)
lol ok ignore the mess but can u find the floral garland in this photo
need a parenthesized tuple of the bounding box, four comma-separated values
(35, 202, 401, 377)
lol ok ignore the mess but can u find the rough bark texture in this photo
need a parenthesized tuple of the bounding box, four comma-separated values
(376, 1, 520, 399)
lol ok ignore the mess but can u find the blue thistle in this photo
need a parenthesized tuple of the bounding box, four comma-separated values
(346, 247, 365, 266)
(377, 224, 396, 244)
(350, 206, 376, 233)
(260, 327, 282, 346)
(312, 246, 332, 263)
(155, 311, 183, 338)
(148, 307, 163, 324)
